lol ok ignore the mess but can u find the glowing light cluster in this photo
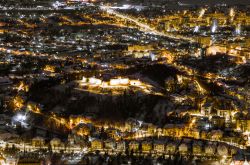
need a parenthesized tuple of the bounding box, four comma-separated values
(235, 24, 241, 35)
(194, 26, 200, 33)
(211, 20, 218, 33)
(198, 8, 206, 18)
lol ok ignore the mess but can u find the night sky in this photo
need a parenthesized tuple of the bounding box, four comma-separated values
(179, 0, 250, 5)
